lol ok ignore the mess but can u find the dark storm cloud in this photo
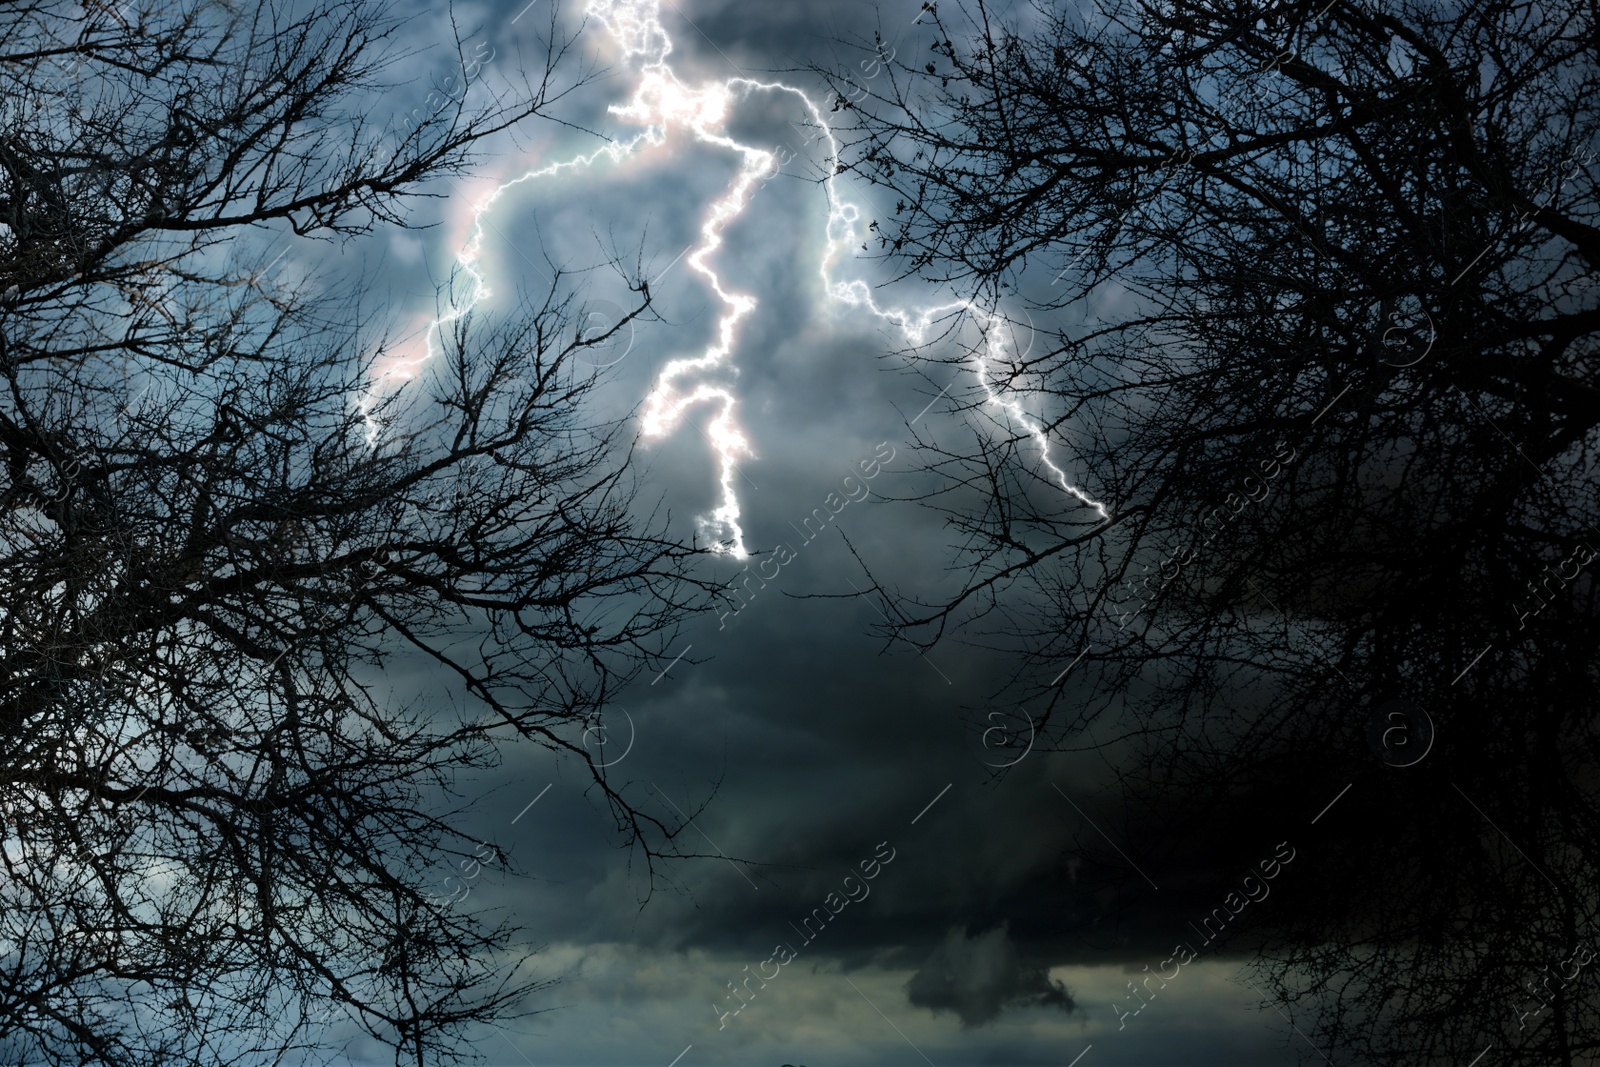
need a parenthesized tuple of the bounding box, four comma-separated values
(349, 1, 1329, 1063)
(655, 0, 930, 78)
(904, 923, 1076, 1027)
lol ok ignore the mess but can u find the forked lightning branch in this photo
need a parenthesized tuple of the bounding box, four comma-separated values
(364, 0, 1110, 557)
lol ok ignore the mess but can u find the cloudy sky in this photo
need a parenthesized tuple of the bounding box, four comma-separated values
(317, 1, 1355, 1064)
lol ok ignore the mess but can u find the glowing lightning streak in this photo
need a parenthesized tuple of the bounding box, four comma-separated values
(357, 128, 663, 440)
(600, 0, 1111, 544)
(806, 121, 1112, 524)
(365, 0, 1108, 561)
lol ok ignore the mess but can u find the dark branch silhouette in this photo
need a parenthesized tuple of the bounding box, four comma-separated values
(0, 1, 728, 1063)
(821, 0, 1600, 1063)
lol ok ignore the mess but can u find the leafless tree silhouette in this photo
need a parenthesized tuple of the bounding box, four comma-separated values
(821, 0, 1600, 1062)
(0, 1, 721, 1063)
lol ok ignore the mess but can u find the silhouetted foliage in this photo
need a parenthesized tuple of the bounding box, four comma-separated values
(0, 1, 718, 1063)
(825, 0, 1600, 1063)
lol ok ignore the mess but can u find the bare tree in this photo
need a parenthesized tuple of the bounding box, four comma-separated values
(0, 1, 718, 1063)
(820, 0, 1600, 1063)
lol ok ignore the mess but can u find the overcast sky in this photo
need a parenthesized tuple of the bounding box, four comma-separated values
(312, 2, 1353, 1064)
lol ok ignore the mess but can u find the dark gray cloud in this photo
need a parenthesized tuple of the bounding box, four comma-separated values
(905, 923, 1076, 1028)
(319, 1, 1350, 1064)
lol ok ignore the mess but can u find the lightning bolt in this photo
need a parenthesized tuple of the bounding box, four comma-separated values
(364, 0, 1108, 559)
